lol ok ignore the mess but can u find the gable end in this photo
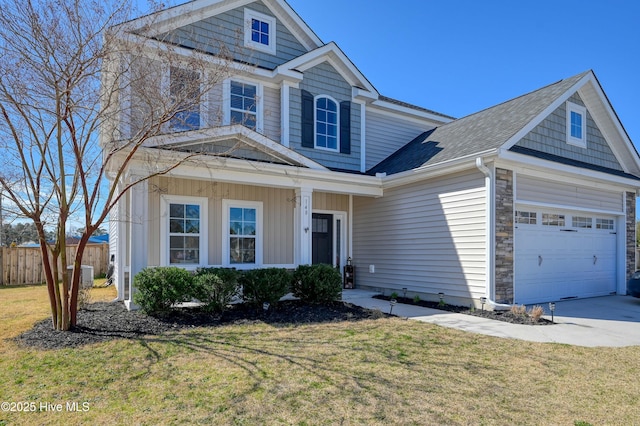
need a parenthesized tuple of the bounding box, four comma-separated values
(513, 93, 624, 173)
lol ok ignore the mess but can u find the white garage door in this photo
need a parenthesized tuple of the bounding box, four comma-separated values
(514, 209, 617, 305)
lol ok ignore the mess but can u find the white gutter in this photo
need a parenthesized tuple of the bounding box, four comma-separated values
(476, 157, 512, 311)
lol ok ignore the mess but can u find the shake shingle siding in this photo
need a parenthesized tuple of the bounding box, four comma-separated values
(514, 94, 623, 171)
(159, 1, 307, 69)
(289, 62, 361, 171)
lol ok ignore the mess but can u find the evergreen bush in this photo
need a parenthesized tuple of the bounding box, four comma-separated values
(291, 264, 342, 303)
(239, 268, 290, 307)
(133, 267, 194, 314)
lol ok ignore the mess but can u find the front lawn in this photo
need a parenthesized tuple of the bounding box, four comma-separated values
(1, 284, 639, 425)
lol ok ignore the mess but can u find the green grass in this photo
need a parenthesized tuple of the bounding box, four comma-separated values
(1, 284, 639, 425)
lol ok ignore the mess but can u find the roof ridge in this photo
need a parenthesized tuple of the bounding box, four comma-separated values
(446, 70, 591, 124)
(377, 95, 456, 120)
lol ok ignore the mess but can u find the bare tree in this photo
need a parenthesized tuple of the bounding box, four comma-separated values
(0, 0, 235, 330)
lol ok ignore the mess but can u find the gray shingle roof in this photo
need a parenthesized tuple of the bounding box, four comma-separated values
(369, 71, 591, 175)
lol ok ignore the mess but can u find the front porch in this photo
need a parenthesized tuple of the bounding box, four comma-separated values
(110, 154, 382, 309)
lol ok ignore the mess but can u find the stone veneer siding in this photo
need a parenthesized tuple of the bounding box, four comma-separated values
(495, 168, 514, 303)
(627, 191, 637, 280)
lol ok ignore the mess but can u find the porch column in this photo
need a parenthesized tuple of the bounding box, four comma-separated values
(295, 187, 313, 265)
(125, 177, 148, 310)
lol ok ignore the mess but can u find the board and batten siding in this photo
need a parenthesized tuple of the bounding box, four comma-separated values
(516, 174, 624, 213)
(313, 192, 348, 211)
(365, 109, 435, 170)
(353, 171, 487, 300)
(147, 177, 295, 266)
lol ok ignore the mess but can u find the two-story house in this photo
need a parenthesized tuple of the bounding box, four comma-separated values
(106, 0, 640, 310)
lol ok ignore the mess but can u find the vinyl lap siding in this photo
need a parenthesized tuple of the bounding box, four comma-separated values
(516, 175, 623, 212)
(365, 109, 435, 170)
(353, 171, 487, 300)
(263, 85, 281, 141)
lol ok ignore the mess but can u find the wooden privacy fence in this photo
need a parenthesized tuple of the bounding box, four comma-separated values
(0, 244, 109, 285)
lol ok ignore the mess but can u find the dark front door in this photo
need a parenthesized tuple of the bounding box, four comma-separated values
(312, 213, 333, 265)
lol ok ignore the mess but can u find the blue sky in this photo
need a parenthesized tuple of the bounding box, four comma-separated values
(284, 0, 639, 149)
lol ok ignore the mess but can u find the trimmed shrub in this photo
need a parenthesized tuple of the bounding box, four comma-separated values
(133, 267, 194, 314)
(239, 268, 291, 307)
(291, 264, 342, 303)
(192, 270, 239, 313)
(196, 267, 241, 288)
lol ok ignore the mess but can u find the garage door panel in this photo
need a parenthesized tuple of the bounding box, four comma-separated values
(514, 213, 617, 305)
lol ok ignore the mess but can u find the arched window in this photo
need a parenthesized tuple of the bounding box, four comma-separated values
(315, 96, 339, 151)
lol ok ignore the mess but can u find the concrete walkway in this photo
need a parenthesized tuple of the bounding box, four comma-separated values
(342, 289, 640, 347)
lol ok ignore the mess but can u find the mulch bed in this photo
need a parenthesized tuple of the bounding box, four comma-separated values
(373, 295, 554, 326)
(15, 300, 385, 350)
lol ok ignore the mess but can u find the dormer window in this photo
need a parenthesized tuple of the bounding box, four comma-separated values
(244, 9, 276, 54)
(566, 101, 587, 148)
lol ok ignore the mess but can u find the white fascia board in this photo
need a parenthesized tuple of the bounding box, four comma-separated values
(369, 100, 454, 125)
(119, 0, 322, 53)
(276, 42, 378, 97)
(112, 32, 247, 71)
(119, 0, 254, 36)
(352, 87, 378, 102)
(381, 150, 497, 189)
(124, 148, 383, 196)
(577, 81, 640, 176)
(501, 73, 592, 152)
(264, 0, 323, 50)
(497, 70, 639, 177)
(498, 149, 640, 191)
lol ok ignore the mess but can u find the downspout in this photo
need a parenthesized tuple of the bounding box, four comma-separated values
(475, 157, 512, 311)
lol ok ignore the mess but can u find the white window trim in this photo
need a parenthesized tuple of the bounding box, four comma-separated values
(222, 199, 263, 269)
(222, 78, 264, 133)
(566, 101, 587, 148)
(244, 8, 277, 55)
(314, 94, 340, 152)
(160, 195, 209, 269)
(162, 65, 205, 133)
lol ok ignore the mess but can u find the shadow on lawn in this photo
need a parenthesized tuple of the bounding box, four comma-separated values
(14, 300, 389, 350)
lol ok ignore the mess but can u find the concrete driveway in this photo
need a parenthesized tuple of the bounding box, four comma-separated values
(343, 290, 640, 347)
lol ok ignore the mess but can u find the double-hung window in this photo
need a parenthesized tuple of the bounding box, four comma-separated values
(315, 95, 339, 151)
(223, 200, 262, 267)
(161, 196, 208, 267)
(566, 101, 587, 148)
(244, 9, 276, 54)
(230, 81, 258, 130)
(169, 67, 201, 132)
